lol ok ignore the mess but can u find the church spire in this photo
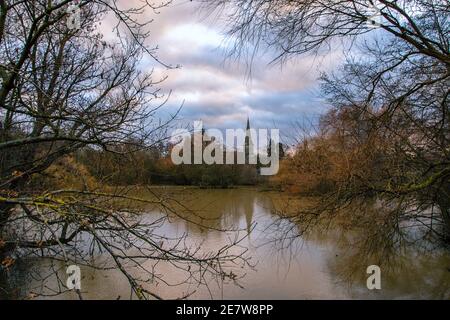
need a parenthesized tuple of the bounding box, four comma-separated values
(245, 116, 254, 164)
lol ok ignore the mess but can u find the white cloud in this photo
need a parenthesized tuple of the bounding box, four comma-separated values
(113, 0, 343, 134)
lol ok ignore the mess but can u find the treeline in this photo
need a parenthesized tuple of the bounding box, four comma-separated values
(75, 143, 259, 188)
(271, 106, 383, 195)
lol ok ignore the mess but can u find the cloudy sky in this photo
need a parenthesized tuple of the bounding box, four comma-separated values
(131, 1, 345, 141)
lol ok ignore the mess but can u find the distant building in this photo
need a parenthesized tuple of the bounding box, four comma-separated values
(244, 116, 255, 165)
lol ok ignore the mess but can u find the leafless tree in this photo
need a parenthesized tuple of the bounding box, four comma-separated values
(0, 0, 249, 299)
(203, 0, 449, 257)
(202, 0, 448, 64)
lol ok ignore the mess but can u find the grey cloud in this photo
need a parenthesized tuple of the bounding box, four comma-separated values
(128, 0, 341, 136)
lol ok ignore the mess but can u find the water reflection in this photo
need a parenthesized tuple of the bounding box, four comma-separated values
(1, 187, 449, 299)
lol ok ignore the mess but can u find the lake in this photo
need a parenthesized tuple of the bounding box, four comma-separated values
(3, 187, 450, 299)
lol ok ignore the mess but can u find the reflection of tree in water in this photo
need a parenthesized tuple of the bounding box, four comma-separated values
(0, 262, 24, 299)
(165, 189, 257, 238)
(270, 197, 450, 299)
(326, 241, 450, 299)
(0, 258, 51, 299)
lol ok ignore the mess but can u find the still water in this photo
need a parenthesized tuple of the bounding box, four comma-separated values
(4, 188, 450, 299)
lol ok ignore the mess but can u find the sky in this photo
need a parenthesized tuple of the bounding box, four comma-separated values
(115, 0, 345, 142)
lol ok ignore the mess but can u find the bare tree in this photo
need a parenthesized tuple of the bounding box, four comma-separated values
(202, 0, 449, 64)
(0, 0, 248, 299)
(203, 0, 449, 256)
